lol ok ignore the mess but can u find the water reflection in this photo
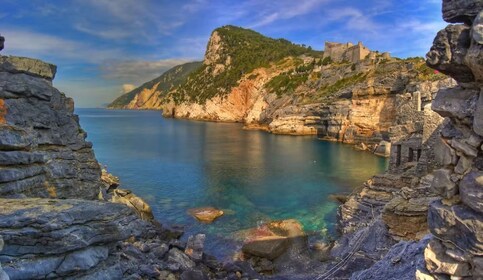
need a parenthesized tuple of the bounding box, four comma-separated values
(77, 108, 387, 259)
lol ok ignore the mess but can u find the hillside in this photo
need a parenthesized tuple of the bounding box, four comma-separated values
(108, 61, 202, 109)
(108, 25, 450, 152)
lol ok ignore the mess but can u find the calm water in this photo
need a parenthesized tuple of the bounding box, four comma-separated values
(77, 108, 387, 259)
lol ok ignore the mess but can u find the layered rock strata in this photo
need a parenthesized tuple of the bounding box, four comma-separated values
(334, 1, 483, 279)
(0, 55, 102, 199)
(0, 55, 259, 280)
(420, 1, 483, 278)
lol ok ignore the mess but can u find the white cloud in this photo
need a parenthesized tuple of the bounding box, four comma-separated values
(325, 7, 380, 32)
(248, 0, 332, 28)
(122, 84, 136, 93)
(100, 58, 193, 84)
(1, 28, 126, 63)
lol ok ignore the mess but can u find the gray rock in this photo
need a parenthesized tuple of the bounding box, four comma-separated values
(428, 200, 483, 255)
(185, 234, 205, 262)
(451, 138, 479, 157)
(167, 248, 195, 271)
(424, 238, 472, 277)
(431, 169, 457, 199)
(473, 11, 483, 44)
(180, 269, 209, 280)
(0, 151, 45, 166)
(474, 257, 483, 278)
(139, 264, 160, 278)
(0, 127, 34, 151)
(0, 198, 147, 257)
(3, 254, 63, 279)
(151, 243, 169, 259)
(350, 237, 430, 280)
(56, 246, 109, 274)
(459, 171, 483, 213)
(426, 25, 473, 83)
(455, 155, 473, 174)
(434, 138, 457, 166)
(442, 0, 483, 23)
(474, 91, 483, 137)
(0, 55, 56, 80)
(431, 87, 479, 120)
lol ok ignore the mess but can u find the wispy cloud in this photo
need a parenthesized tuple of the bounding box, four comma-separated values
(100, 58, 193, 84)
(1, 28, 126, 63)
(248, 0, 332, 28)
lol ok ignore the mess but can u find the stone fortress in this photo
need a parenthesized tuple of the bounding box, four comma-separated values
(323, 41, 391, 63)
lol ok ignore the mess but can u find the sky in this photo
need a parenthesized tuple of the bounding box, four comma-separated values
(0, 0, 446, 107)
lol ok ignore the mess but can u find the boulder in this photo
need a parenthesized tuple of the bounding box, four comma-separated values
(0, 56, 56, 80)
(242, 236, 289, 260)
(426, 25, 473, 83)
(424, 239, 472, 277)
(431, 169, 457, 199)
(442, 0, 483, 23)
(374, 141, 391, 157)
(111, 189, 154, 221)
(474, 91, 483, 137)
(188, 207, 224, 223)
(428, 201, 483, 255)
(0, 56, 102, 199)
(350, 237, 430, 280)
(431, 87, 479, 120)
(185, 234, 205, 262)
(459, 171, 483, 213)
(167, 248, 195, 271)
(101, 168, 120, 190)
(0, 34, 3, 52)
(475, 23, 483, 41)
(241, 219, 306, 260)
(0, 198, 149, 279)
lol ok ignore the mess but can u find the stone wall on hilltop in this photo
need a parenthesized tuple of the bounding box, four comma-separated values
(0, 55, 102, 199)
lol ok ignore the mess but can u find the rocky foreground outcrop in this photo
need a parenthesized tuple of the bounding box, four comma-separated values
(421, 1, 483, 278)
(329, 1, 483, 279)
(0, 55, 259, 280)
(0, 56, 102, 199)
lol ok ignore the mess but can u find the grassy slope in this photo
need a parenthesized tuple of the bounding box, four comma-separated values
(171, 25, 323, 104)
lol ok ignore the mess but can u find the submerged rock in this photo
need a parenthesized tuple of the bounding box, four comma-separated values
(241, 219, 307, 261)
(188, 207, 224, 223)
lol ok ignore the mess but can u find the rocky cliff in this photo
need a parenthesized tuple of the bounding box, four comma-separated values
(109, 26, 452, 155)
(0, 55, 102, 199)
(0, 55, 259, 280)
(108, 61, 202, 110)
(326, 1, 483, 279)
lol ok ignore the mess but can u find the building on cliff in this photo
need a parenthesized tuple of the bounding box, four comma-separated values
(323, 41, 391, 63)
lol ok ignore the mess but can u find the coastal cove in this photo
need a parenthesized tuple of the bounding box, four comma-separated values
(77, 108, 388, 259)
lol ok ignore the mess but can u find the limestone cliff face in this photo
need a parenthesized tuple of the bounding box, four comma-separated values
(111, 26, 452, 154)
(0, 55, 102, 199)
(333, 1, 483, 279)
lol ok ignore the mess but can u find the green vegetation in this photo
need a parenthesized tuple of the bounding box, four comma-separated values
(415, 61, 446, 82)
(172, 25, 323, 104)
(265, 60, 317, 96)
(108, 61, 202, 108)
(318, 72, 367, 97)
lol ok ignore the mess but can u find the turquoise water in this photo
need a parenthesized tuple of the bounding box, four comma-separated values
(77, 108, 387, 259)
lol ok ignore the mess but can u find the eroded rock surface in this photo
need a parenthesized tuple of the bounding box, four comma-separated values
(0, 55, 101, 199)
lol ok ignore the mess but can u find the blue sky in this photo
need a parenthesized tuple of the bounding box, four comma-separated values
(1, 0, 445, 107)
